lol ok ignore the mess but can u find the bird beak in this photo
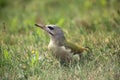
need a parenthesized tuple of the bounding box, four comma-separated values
(35, 23, 54, 36)
(35, 23, 45, 29)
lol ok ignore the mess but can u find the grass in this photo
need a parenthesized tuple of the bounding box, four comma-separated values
(0, 0, 120, 80)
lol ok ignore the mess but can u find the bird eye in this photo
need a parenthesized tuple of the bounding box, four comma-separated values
(48, 26, 54, 30)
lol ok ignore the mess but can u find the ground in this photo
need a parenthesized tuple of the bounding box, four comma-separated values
(0, 0, 120, 80)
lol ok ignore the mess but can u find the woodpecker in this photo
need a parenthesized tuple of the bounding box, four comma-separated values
(35, 24, 89, 64)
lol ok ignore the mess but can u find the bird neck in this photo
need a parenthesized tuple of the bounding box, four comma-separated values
(48, 36, 66, 49)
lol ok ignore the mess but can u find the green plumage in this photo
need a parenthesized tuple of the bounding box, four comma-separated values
(65, 41, 87, 55)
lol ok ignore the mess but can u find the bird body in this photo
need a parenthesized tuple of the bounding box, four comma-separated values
(35, 24, 88, 63)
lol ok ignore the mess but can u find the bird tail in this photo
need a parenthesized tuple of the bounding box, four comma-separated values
(84, 46, 92, 53)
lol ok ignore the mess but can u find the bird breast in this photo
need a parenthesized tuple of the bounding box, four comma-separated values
(48, 39, 56, 49)
(48, 40, 71, 53)
(48, 40, 73, 62)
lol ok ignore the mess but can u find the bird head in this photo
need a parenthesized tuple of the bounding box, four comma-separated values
(35, 24, 66, 45)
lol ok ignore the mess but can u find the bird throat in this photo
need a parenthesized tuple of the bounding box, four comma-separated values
(48, 36, 66, 50)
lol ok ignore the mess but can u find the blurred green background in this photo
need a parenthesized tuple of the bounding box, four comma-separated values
(0, 0, 120, 80)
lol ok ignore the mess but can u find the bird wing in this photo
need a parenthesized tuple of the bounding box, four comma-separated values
(65, 41, 87, 55)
